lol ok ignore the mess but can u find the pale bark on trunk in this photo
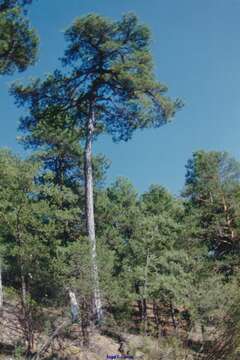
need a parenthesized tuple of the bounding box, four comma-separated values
(0, 259, 3, 309)
(16, 210, 34, 352)
(143, 250, 149, 335)
(21, 271, 27, 310)
(69, 290, 79, 323)
(222, 194, 235, 240)
(21, 270, 34, 353)
(170, 301, 178, 335)
(84, 104, 103, 322)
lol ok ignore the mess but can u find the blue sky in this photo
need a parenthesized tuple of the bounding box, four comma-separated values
(1, 0, 240, 194)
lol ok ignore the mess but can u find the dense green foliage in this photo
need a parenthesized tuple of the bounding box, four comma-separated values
(11, 13, 182, 143)
(0, 0, 38, 75)
(1, 149, 240, 358)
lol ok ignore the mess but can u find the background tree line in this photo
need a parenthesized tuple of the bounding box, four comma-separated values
(1, 148, 240, 358)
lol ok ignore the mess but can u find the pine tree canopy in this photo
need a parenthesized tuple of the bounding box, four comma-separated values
(0, 0, 38, 75)
(11, 13, 182, 144)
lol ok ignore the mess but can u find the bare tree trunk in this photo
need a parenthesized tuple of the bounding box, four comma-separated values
(134, 283, 143, 321)
(21, 271, 27, 310)
(84, 104, 103, 322)
(0, 259, 3, 309)
(222, 194, 235, 240)
(80, 295, 90, 347)
(143, 250, 150, 335)
(200, 322, 206, 353)
(15, 209, 34, 353)
(21, 271, 34, 354)
(69, 290, 80, 323)
(170, 301, 178, 335)
(153, 300, 162, 338)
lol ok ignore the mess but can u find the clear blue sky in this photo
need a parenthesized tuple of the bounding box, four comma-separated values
(1, 0, 240, 194)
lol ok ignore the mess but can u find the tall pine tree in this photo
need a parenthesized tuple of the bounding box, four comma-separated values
(12, 13, 182, 321)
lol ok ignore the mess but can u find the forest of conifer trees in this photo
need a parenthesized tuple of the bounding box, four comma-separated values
(0, 1, 240, 359)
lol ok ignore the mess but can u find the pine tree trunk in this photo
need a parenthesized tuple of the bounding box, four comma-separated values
(200, 322, 206, 353)
(80, 295, 90, 347)
(143, 251, 149, 335)
(69, 290, 79, 323)
(135, 283, 143, 321)
(222, 194, 235, 240)
(170, 301, 178, 334)
(84, 105, 103, 322)
(0, 259, 3, 309)
(16, 213, 34, 352)
(20, 264, 34, 353)
(153, 300, 162, 338)
(21, 271, 31, 352)
(21, 272, 27, 309)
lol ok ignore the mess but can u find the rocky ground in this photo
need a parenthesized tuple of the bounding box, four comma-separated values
(0, 300, 197, 360)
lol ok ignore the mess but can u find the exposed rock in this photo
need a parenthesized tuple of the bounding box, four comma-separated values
(0, 302, 24, 349)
